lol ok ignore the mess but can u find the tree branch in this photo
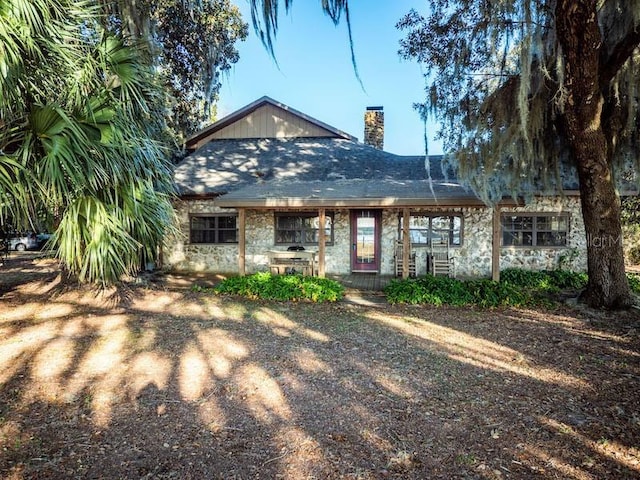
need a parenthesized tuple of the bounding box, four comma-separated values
(600, 22, 640, 88)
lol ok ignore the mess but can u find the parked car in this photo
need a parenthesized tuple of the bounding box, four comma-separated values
(36, 233, 53, 249)
(8, 233, 39, 251)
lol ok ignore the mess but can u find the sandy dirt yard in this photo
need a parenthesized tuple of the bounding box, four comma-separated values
(1, 254, 639, 479)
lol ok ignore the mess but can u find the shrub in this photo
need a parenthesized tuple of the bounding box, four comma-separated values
(384, 275, 531, 307)
(502, 269, 640, 298)
(211, 272, 344, 302)
(385, 268, 594, 307)
(465, 279, 530, 308)
(384, 277, 468, 306)
(629, 245, 640, 265)
(501, 268, 587, 292)
(627, 273, 640, 295)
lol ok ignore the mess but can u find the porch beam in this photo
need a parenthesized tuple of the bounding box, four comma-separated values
(318, 208, 326, 277)
(492, 205, 501, 282)
(402, 208, 410, 279)
(238, 208, 246, 276)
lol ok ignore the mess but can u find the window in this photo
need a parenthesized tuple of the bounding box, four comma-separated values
(275, 212, 334, 246)
(190, 215, 237, 244)
(399, 214, 462, 246)
(502, 213, 569, 247)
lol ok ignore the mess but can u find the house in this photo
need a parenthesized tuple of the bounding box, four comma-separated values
(166, 96, 588, 279)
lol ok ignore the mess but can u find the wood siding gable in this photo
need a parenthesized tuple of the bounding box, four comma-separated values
(186, 96, 356, 150)
(214, 103, 337, 140)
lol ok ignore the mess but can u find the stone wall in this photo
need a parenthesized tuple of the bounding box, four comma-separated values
(164, 196, 587, 277)
(164, 199, 240, 273)
(499, 196, 587, 273)
(449, 207, 494, 278)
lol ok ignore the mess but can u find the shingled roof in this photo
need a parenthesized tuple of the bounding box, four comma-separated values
(174, 95, 640, 207)
(173, 137, 484, 207)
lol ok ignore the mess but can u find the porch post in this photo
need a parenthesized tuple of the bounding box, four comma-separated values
(318, 208, 326, 277)
(492, 205, 501, 282)
(402, 208, 410, 279)
(238, 208, 246, 276)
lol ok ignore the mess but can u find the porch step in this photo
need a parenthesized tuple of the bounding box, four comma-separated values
(342, 292, 388, 307)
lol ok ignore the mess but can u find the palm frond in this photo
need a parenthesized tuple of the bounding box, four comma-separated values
(2, 0, 177, 284)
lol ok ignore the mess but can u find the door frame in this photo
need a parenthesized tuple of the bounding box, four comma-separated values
(350, 209, 382, 272)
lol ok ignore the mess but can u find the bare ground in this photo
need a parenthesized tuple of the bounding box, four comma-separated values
(1, 254, 639, 479)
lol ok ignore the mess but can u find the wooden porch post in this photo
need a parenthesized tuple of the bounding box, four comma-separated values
(492, 205, 501, 282)
(238, 208, 246, 276)
(318, 208, 326, 277)
(402, 208, 410, 279)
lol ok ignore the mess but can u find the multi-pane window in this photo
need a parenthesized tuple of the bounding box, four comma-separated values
(190, 215, 237, 244)
(275, 212, 334, 246)
(502, 214, 569, 247)
(399, 215, 462, 246)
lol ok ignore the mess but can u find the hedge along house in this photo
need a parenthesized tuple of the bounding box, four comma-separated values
(167, 96, 588, 280)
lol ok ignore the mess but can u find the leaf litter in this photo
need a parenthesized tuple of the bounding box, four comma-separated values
(0, 254, 639, 479)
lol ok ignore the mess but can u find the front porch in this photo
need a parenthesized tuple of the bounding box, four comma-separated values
(228, 206, 502, 281)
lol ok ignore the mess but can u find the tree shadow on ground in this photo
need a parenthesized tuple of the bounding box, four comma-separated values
(0, 273, 639, 479)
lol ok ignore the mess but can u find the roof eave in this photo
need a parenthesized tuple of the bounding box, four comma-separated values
(214, 197, 495, 209)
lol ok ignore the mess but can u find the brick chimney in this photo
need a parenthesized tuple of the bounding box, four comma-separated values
(364, 106, 384, 150)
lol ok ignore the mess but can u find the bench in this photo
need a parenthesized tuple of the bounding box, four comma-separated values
(268, 251, 316, 276)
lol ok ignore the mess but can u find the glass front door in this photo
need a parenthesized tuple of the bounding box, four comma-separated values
(351, 210, 380, 272)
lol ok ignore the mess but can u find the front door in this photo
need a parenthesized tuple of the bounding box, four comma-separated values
(350, 210, 381, 272)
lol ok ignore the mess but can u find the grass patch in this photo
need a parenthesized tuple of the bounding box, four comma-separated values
(198, 272, 344, 302)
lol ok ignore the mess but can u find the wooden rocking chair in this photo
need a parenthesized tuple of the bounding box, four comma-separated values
(430, 237, 454, 277)
(395, 241, 416, 277)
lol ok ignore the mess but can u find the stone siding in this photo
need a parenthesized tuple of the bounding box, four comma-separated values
(449, 207, 494, 278)
(164, 200, 240, 273)
(164, 197, 587, 277)
(499, 196, 587, 273)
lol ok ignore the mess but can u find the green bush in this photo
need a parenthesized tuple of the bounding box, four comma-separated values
(385, 269, 593, 307)
(465, 279, 530, 307)
(627, 273, 640, 295)
(384, 276, 470, 306)
(384, 275, 530, 307)
(385, 269, 640, 307)
(211, 272, 344, 302)
(629, 245, 640, 265)
(501, 268, 587, 292)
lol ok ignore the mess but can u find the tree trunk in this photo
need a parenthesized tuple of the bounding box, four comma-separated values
(574, 139, 631, 308)
(556, 0, 632, 309)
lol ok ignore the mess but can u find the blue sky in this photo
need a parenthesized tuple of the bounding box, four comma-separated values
(218, 1, 443, 155)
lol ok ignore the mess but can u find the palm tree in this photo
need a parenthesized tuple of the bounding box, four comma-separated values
(0, 0, 175, 284)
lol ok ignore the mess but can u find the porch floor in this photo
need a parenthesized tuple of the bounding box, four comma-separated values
(328, 274, 396, 292)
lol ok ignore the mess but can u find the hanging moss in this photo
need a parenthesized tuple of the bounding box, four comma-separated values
(398, 0, 640, 204)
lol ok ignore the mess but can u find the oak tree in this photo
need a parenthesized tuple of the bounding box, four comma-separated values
(250, 0, 640, 309)
(398, 0, 640, 308)
(103, 0, 248, 139)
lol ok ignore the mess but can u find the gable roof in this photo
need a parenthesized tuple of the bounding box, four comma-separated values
(185, 96, 357, 150)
